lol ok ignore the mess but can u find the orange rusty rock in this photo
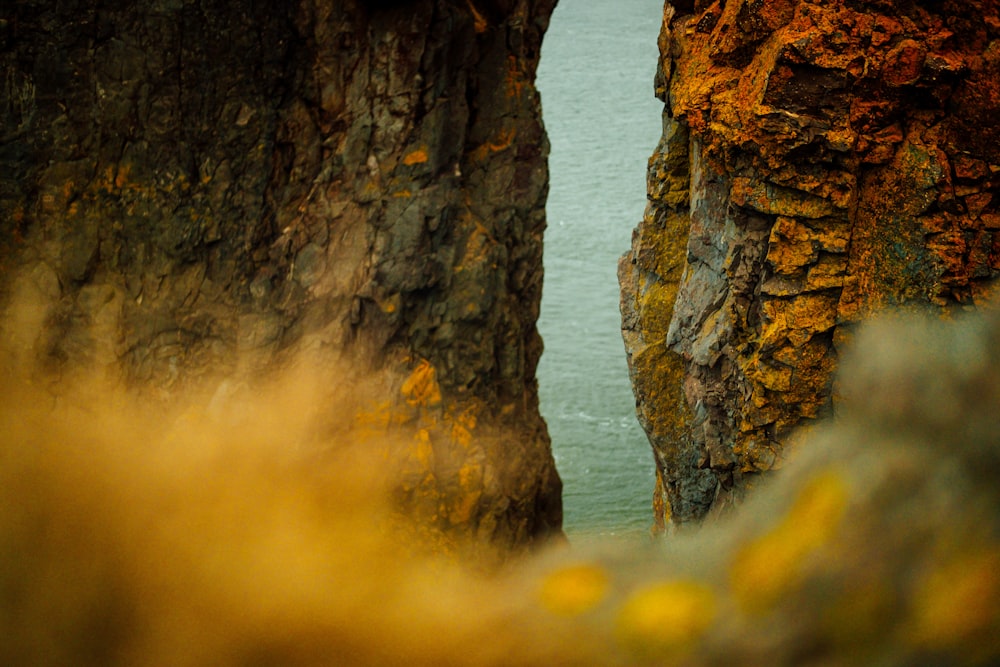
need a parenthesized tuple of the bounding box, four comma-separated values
(883, 39, 926, 87)
(954, 154, 990, 180)
(766, 217, 823, 274)
(623, 0, 1000, 526)
(402, 148, 429, 166)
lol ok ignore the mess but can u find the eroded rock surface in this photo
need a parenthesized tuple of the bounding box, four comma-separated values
(0, 0, 561, 549)
(621, 0, 1000, 526)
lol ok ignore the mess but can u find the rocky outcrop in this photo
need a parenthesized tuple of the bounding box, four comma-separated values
(0, 0, 561, 549)
(621, 0, 1000, 527)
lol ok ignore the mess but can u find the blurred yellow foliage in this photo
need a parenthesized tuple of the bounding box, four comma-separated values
(908, 549, 1000, 651)
(615, 580, 717, 657)
(729, 468, 848, 613)
(537, 563, 610, 616)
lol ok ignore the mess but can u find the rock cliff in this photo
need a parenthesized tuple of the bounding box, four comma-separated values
(0, 0, 561, 549)
(621, 0, 1000, 527)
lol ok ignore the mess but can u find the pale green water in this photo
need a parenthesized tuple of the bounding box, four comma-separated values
(536, 0, 665, 538)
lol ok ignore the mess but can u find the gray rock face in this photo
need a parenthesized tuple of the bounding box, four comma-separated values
(1, 0, 561, 549)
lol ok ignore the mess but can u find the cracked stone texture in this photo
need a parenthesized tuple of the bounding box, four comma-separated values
(0, 0, 561, 550)
(620, 0, 1000, 527)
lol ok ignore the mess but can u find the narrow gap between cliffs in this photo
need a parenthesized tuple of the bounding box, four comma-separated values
(535, 0, 664, 541)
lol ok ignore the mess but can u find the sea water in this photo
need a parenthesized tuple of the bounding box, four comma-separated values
(536, 0, 665, 539)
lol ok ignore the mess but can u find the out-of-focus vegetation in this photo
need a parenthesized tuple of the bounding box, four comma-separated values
(2, 303, 998, 666)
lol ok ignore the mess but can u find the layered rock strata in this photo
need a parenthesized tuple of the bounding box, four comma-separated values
(0, 0, 561, 549)
(621, 0, 1000, 527)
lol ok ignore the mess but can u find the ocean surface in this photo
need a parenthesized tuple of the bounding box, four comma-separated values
(536, 0, 665, 539)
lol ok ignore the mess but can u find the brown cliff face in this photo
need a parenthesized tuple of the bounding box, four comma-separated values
(621, 0, 1000, 527)
(0, 0, 560, 549)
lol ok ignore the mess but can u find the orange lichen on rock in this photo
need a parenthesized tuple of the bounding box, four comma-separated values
(472, 128, 517, 161)
(402, 148, 429, 166)
(622, 0, 1000, 525)
(353, 399, 409, 441)
(505, 55, 527, 100)
(450, 405, 478, 448)
(465, 0, 488, 34)
(402, 359, 443, 408)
